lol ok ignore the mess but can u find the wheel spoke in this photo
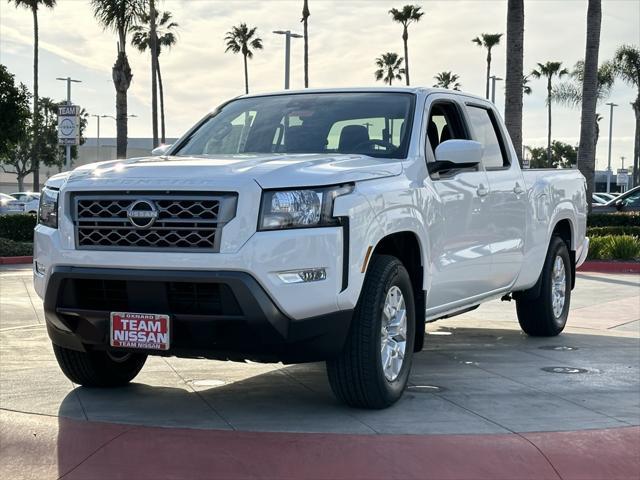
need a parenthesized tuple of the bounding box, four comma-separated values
(380, 286, 408, 382)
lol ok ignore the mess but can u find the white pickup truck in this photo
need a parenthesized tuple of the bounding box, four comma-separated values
(35, 88, 588, 408)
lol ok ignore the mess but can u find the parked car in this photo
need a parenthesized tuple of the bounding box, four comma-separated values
(34, 88, 588, 408)
(593, 192, 614, 204)
(597, 192, 619, 202)
(593, 186, 640, 213)
(0, 193, 26, 216)
(10, 192, 40, 214)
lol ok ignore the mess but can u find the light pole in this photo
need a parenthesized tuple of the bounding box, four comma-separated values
(489, 75, 503, 104)
(605, 102, 618, 193)
(273, 30, 302, 89)
(56, 76, 82, 170)
(91, 114, 100, 161)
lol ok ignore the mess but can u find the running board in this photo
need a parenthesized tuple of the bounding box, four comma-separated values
(426, 304, 479, 322)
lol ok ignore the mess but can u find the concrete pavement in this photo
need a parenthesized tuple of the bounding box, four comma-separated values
(1, 265, 639, 478)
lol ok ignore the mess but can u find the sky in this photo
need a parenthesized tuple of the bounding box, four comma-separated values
(1, 0, 639, 170)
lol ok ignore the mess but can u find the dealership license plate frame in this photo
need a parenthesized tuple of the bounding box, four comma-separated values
(110, 312, 171, 351)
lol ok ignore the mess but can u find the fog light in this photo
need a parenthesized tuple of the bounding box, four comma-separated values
(277, 268, 327, 284)
(34, 261, 46, 275)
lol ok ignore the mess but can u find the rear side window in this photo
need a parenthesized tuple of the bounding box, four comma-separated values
(466, 106, 508, 169)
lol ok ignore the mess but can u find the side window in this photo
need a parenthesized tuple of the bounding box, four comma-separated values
(426, 102, 468, 158)
(466, 106, 509, 169)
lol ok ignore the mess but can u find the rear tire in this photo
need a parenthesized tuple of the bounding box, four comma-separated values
(516, 236, 571, 336)
(53, 343, 147, 387)
(327, 255, 415, 409)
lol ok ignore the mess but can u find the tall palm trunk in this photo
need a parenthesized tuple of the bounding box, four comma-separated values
(403, 27, 410, 86)
(150, 1, 159, 148)
(157, 60, 166, 144)
(546, 78, 552, 164)
(633, 100, 640, 187)
(302, 0, 309, 88)
(113, 49, 132, 159)
(577, 0, 601, 211)
(243, 53, 249, 94)
(485, 49, 492, 99)
(504, 0, 524, 165)
(32, 7, 40, 191)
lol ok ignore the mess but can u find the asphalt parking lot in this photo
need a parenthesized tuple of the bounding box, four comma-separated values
(1, 264, 639, 478)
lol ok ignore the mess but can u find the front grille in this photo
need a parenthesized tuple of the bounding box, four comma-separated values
(73, 192, 237, 251)
(65, 279, 242, 317)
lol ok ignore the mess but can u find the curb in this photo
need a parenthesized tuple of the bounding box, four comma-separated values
(0, 256, 33, 265)
(578, 260, 640, 274)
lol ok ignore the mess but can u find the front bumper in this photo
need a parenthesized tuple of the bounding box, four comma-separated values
(44, 267, 352, 363)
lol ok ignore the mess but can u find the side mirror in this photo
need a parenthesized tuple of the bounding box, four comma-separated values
(430, 140, 483, 174)
(152, 144, 172, 156)
(615, 199, 624, 211)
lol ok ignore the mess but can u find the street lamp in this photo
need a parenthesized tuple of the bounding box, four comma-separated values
(273, 30, 302, 89)
(99, 115, 137, 159)
(605, 102, 618, 193)
(489, 75, 503, 104)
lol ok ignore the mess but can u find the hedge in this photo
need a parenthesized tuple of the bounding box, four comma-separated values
(0, 214, 37, 242)
(0, 237, 33, 257)
(588, 212, 640, 227)
(587, 226, 640, 237)
(588, 235, 640, 261)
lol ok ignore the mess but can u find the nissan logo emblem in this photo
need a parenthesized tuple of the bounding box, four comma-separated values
(127, 200, 159, 229)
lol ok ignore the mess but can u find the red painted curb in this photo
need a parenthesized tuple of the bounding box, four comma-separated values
(2, 410, 639, 480)
(0, 255, 32, 265)
(578, 260, 640, 274)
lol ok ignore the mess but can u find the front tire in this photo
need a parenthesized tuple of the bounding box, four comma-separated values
(53, 344, 147, 387)
(516, 236, 572, 336)
(327, 255, 415, 409)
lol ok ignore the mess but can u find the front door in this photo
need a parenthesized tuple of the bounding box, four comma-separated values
(424, 98, 494, 314)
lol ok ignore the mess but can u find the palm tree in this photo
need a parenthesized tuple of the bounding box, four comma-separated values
(613, 45, 640, 187)
(8, 0, 56, 191)
(389, 5, 424, 86)
(552, 60, 614, 107)
(301, 0, 310, 88)
(433, 71, 461, 90)
(472, 33, 503, 99)
(522, 74, 533, 95)
(131, 8, 178, 144)
(374, 53, 405, 86)
(531, 61, 569, 163)
(91, 0, 145, 159)
(225, 23, 263, 95)
(576, 0, 601, 211)
(504, 0, 524, 165)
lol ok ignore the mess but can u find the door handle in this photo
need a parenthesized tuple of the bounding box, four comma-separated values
(513, 183, 525, 195)
(477, 185, 489, 197)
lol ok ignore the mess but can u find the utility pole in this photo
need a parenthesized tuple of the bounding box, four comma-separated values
(56, 77, 82, 170)
(489, 75, 503, 104)
(273, 30, 303, 89)
(605, 102, 617, 193)
(91, 114, 100, 161)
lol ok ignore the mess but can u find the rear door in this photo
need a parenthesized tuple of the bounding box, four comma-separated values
(465, 103, 527, 290)
(424, 96, 494, 312)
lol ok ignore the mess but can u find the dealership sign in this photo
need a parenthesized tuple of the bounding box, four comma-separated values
(110, 312, 170, 351)
(617, 169, 629, 187)
(58, 104, 80, 146)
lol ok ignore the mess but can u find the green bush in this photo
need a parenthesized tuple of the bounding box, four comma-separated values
(606, 235, 640, 260)
(587, 226, 640, 237)
(588, 212, 640, 227)
(0, 214, 37, 241)
(0, 237, 33, 257)
(587, 235, 640, 261)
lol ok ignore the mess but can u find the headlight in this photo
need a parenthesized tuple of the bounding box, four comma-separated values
(259, 184, 353, 230)
(38, 187, 59, 228)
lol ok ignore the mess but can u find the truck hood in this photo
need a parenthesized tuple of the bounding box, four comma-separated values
(59, 153, 403, 190)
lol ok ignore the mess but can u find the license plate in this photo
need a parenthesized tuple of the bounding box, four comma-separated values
(110, 312, 170, 351)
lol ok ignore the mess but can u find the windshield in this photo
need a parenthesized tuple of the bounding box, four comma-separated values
(174, 92, 415, 159)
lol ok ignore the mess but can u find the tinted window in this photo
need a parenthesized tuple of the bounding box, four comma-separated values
(427, 103, 467, 156)
(466, 106, 508, 168)
(175, 93, 415, 159)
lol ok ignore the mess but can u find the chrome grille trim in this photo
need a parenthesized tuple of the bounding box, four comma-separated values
(73, 192, 237, 252)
